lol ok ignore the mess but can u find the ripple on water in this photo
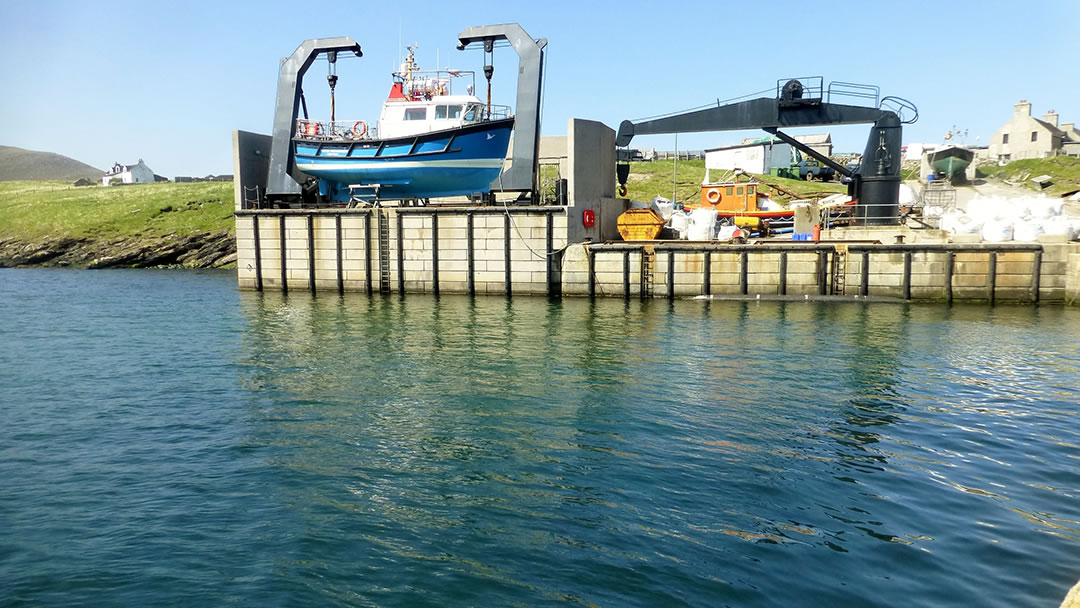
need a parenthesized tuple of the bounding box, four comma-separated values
(2, 273, 1080, 606)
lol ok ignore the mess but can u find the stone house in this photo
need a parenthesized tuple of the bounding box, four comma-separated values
(102, 159, 155, 186)
(988, 101, 1073, 162)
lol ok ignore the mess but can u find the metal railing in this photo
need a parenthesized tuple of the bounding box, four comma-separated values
(296, 119, 378, 140)
(584, 241, 1047, 304)
(827, 81, 880, 107)
(483, 105, 512, 120)
(294, 107, 512, 141)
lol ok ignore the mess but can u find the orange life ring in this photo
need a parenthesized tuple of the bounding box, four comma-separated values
(351, 121, 368, 137)
(705, 188, 722, 204)
(298, 120, 320, 137)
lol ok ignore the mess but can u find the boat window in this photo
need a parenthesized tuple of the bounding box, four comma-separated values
(747, 185, 755, 195)
(736, 187, 744, 196)
(463, 104, 483, 121)
(435, 105, 448, 119)
(404, 107, 427, 121)
(447, 105, 462, 119)
(726, 187, 734, 196)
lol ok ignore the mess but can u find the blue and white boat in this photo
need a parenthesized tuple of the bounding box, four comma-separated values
(292, 47, 514, 203)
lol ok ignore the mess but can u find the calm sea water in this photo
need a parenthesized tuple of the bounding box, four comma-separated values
(2, 268, 1080, 607)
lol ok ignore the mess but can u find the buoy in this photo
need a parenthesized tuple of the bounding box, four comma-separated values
(705, 188, 722, 204)
(351, 121, 368, 137)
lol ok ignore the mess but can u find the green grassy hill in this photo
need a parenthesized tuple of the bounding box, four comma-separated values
(977, 156, 1080, 196)
(0, 181, 234, 239)
(0, 181, 236, 268)
(621, 159, 845, 206)
(0, 146, 103, 182)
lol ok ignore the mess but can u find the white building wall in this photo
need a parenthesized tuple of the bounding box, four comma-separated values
(126, 162, 155, 184)
(705, 143, 792, 174)
(102, 161, 155, 185)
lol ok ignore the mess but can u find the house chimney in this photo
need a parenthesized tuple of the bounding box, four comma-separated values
(1042, 110, 1059, 127)
(1063, 122, 1075, 133)
(1014, 100, 1031, 116)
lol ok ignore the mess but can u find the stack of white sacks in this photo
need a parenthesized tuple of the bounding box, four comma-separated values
(940, 195, 1080, 242)
(635, 196, 729, 240)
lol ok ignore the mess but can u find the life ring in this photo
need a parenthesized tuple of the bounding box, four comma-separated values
(298, 120, 320, 137)
(705, 188, 722, 204)
(351, 121, 368, 137)
(618, 185, 628, 197)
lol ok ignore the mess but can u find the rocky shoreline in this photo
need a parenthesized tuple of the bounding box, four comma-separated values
(0, 230, 236, 269)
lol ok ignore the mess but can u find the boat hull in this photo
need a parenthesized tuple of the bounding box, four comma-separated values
(293, 118, 514, 201)
(927, 146, 974, 178)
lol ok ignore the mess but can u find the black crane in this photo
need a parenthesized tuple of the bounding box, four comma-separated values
(615, 79, 917, 225)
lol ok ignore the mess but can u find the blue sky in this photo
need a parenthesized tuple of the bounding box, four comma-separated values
(2, 0, 1076, 177)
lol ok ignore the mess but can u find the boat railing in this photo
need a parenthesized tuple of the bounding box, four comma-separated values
(485, 105, 512, 120)
(295, 119, 378, 141)
(398, 69, 477, 97)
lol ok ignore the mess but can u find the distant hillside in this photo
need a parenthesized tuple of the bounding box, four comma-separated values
(0, 145, 103, 182)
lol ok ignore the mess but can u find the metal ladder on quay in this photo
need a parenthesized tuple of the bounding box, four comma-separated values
(377, 210, 391, 293)
(831, 245, 847, 295)
(640, 245, 656, 298)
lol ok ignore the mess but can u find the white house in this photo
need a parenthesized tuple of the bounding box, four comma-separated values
(102, 159, 155, 186)
(704, 138, 794, 176)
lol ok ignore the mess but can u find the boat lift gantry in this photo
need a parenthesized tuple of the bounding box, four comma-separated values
(267, 37, 363, 206)
(456, 23, 547, 200)
(265, 24, 546, 207)
(615, 79, 917, 225)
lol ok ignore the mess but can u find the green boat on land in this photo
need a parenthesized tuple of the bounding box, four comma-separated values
(928, 145, 974, 180)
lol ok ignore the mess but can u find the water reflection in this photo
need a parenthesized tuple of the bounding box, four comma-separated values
(234, 293, 1080, 607)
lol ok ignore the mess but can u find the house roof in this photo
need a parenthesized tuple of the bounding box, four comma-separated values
(707, 139, 788, 153)
(1032, 118, 1066, 138)
(104, 160, 151, 176)
(740, 136, 779, 145)
(793, 133, 832, 145)
(740, 133, 831, 146)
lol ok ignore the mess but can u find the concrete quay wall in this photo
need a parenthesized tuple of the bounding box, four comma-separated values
(235, 209, 1080, 305)
(235, 207, 568, 296)
(562, 239, 1080, 304)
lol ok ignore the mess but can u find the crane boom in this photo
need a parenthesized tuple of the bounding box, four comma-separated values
(616, 81, 912, 225)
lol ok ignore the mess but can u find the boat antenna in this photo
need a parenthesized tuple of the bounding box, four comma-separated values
(483, 39, 494, 120)
(327, 50, 338, 124)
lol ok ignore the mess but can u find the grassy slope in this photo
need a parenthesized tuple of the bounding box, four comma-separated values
(0, 146, 103, 182)
(976, 156, 1080, 195)
(622, 159, 845, 206)
(0, 181, 235, 241)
